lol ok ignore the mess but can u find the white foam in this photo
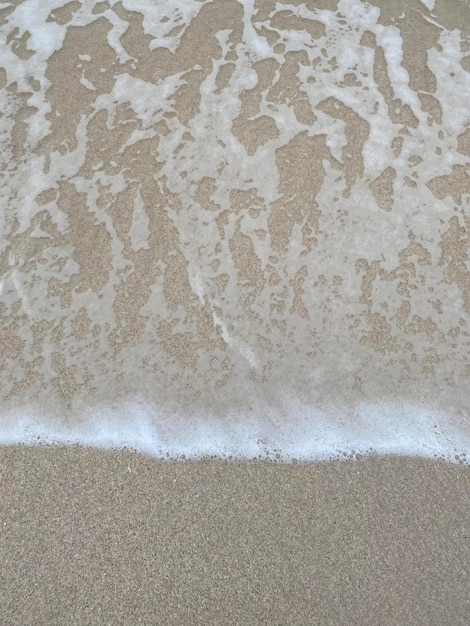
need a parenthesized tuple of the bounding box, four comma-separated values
(0, 399, 468, 464)
(420, 0, 436, 10)
(129, 188, 150, 252)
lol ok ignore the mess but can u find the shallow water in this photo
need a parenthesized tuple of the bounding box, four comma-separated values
(1, 0, 470, 462)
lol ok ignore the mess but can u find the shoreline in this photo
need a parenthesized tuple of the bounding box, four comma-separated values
(1, 397, 469, 464)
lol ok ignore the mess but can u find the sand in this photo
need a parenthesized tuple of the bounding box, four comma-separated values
(1, 1, 470, 623)
(1, 0, 470, 459)
(1, 448, 469, 625)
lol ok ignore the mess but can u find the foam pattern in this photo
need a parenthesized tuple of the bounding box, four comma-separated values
(1, 0, 470, 462)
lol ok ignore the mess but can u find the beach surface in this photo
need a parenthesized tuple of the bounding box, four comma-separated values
(1, 0, 470, 622)
(1, 447, 469, 625)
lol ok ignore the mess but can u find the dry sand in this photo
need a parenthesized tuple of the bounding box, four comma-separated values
(1, 448, 469, 625)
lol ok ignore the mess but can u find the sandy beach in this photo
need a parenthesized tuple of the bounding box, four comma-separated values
(1, 448, 469, 625)
(1, 0, 470, 622)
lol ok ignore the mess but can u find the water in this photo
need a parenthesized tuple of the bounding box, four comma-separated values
(1, 0, 470, 463)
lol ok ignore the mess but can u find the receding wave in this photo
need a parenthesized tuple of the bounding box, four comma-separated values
(1, 0, 470, 463)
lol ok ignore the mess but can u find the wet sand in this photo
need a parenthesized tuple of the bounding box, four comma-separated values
(1, 0, 470, 458)
(1, 447, 469, 625)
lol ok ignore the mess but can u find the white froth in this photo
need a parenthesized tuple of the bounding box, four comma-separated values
(0, 400, 468, 464)
(420, 0, 436, 10)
